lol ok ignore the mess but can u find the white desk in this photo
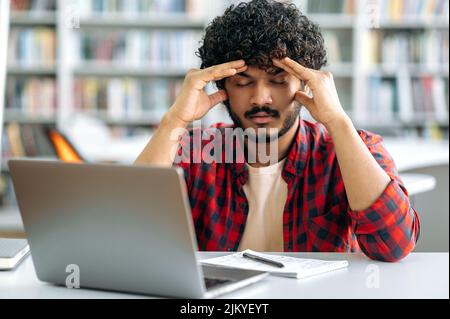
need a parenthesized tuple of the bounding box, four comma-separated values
(0, 252, 448, 299)
(383, 138, 449, 172)
(400, 173, 437, 196)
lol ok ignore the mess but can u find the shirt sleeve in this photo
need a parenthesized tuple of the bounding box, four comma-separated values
(172, 128, 193, 193)
(347, 131, 421, 262)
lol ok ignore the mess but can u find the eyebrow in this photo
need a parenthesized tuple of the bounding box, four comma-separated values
(237, 69, 286, 79)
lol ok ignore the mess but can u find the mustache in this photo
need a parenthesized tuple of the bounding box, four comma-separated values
(245, 106, 280, 118)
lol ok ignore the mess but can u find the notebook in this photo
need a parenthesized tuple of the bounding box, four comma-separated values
(200, 249, 349, 279)
(0, 238, 30, 270)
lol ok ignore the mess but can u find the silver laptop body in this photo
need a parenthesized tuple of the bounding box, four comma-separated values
(8, 159, 268, 298)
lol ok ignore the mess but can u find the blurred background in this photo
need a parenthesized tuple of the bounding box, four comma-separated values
(0, 0, 448, 252)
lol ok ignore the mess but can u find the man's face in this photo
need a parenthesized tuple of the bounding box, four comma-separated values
(224, 65, 304, 142)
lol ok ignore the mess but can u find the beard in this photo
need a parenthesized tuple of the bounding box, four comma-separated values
(226, 102, 301, 143)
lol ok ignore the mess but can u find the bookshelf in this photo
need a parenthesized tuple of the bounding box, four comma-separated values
(0, 0, 10, 207)
(353, 0, 449, 137)
(0, 0, 10, 166)
(10, 11, 57, 26)
(0, 0, 449, 163)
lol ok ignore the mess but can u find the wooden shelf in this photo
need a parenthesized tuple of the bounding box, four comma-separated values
(368, 64, 450, 78)
(324, 63, 354, 77)
(377, 18, 449, 29)
(7, 65, 56, 76)
(79, 13, 205, 29)
(10, 11, 57, 26)
(77, 110, 163, 126)
(3, 111, 56, 124)
(308, 14, 354, 28)
(356, 119, 449, 128)
(73, 64, 188, 78)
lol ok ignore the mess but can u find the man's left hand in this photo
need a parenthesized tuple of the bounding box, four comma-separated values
(273, 57, 349, 128)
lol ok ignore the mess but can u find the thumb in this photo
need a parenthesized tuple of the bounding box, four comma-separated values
(208, 90, 228, 107)
(295, 91, 314, 109)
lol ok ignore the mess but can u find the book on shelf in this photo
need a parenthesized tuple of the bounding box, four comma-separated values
(11, 0, 56, 12)
(1, 122, 57, 206)
(7, 27, 56, 67)
(5, 123, 26, 158)
(364, 30, 449, 69)
(322, 31, 342, 64)
(367, 75, 397, 122)
(411, 76, 449, 122)
(322, 30, 354, 65)
(5, 77, 57, 118)
(367, 74, 449, 123)
(306, 0, 354, 14)
(76, 0, 207, 20)
(373, 0, 449, 21)
(0, 95, 59, 202)
(432, 77, 449, 121)
(74, 77, 183, 122)
(2, 123, 57, 159)
(74, 30, 201, 70)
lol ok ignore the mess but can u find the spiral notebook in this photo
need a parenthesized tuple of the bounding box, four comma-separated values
(200, 249, 349, 279)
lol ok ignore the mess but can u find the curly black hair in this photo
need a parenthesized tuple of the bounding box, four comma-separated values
(197, 0, 328, 91)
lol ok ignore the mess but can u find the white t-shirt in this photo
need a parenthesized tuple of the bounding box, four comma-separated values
(238, 159, 288, 252)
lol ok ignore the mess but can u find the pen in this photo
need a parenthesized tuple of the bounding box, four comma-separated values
(242, 252, 285, 268)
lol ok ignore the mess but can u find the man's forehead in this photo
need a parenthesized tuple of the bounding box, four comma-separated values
(235, 66, 286, 78)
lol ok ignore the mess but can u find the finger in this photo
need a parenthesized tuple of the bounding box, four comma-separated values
(235, 65, 248, 73)
(206, 59, 246, 75)
(272, 59, 298, 79)
(273, 58, 315, 81)
(218, 59, 246, 69)
(204, 59, 246, 75)
(295, 91, 314, 109)
(279, 57, 316, 79)
(215, 65, 248, 81)
(208, 89, 228, 107)
(195, 68, 235, 84)
(202, 63, 249, 83)
(273, 60, 318, 92)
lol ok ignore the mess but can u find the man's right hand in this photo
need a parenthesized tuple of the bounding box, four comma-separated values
(134, 59, 247, 166)
(166, 59, 248, 126)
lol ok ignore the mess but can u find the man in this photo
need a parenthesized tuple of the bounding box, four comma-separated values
(135, 0, 420, 262)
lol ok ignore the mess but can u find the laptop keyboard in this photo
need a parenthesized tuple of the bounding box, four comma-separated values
(203, 277, 233, 289)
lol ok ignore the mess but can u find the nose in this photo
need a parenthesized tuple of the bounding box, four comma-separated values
(249, 83, 273, 106)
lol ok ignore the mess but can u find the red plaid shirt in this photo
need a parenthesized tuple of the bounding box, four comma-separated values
(175, 119, 420, 262)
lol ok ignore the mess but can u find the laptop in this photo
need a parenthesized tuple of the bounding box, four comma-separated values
(8, 159, 268, 298)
